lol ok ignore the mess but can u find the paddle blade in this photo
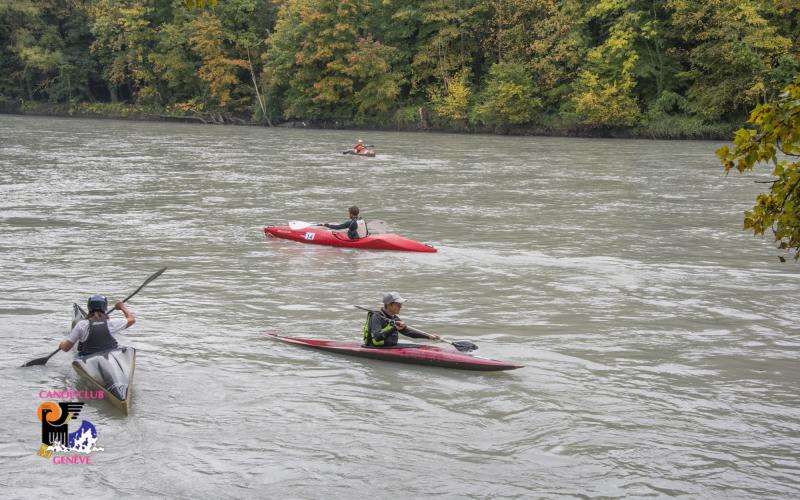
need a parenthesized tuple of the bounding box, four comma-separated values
(450, 341, 478, 352)
(289, 220, 314, 230)
(144, 267, 167, 285)
(141, 266, 167, 288)
(21, 357, 48, 367)
(22, 348, 60, 367)
(120, 267, 167, 304)
(366, 220, 388, 234)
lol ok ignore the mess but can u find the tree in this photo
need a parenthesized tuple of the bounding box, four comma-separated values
(717, 78, 800, 261)
(483, 0, 583, 108)
(429, 67, 471, 127)
(190, 13, 249, 112)
(343, 36, 401, 121)
(410, 0, 484, 96)
(0, 0, 96, 103)
(472, 61, 541, 127)
(572, 70, 640, 127)
(87, 0, 158, 103)
(184, 0, 219, 7)
(148, 9, 203, 107)
(264, 0, 371, 119)
(264, 0, 401, 121)
(668, 0, 797, 121)
(569, 1, 643, 128)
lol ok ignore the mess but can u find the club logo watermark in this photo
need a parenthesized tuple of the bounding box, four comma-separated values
(36, 389, 104, 464)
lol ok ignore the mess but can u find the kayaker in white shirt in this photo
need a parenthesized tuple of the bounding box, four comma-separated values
(323, 205, 367, 239)
(59, 295, 135, 356)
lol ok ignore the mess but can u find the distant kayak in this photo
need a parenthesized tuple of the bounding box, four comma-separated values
(264, 225, 437, 252)
(344, 148, 376, 157)
(267, 333, 521, 371)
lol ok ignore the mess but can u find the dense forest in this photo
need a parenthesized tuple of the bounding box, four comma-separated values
(1, 0, 798, 137)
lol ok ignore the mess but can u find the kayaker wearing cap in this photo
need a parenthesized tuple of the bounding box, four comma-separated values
(353, 140, 366, 153)
(58, 295, 135, 355)
(363, 292, 440, 347)
(323, 205, 367, 240)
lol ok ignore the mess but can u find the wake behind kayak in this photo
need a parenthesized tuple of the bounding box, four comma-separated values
(267, 333, 520, 371)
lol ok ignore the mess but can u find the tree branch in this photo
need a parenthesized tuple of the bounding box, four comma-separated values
(780, 176, 800, 211)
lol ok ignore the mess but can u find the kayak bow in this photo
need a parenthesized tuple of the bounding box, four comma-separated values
(267, 333, 520, 371)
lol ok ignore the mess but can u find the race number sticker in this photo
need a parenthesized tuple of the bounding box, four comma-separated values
(304, 232, 315, 240)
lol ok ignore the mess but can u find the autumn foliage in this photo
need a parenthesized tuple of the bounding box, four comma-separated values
(718, 78, 800, 261)
(0, 0, 797, 133)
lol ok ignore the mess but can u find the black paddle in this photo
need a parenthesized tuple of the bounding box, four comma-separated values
(342, 145, 375, 154)
(354, 305, 478, 352)
(21, 267, 167, 367)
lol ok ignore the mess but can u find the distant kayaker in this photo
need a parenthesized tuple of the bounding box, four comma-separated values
(59, 295, 135, 355)
(353, 140, 366, 153)
(323, 205, 367, 239)
(363, 292, 440, 347)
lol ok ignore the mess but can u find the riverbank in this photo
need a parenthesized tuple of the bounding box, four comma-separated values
(0, 100, 739, 140)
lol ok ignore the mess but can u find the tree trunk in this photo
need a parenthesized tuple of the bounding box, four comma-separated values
(247, 46, 271, 126)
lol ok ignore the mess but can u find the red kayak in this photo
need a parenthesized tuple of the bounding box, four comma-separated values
(267, 333, 521, 371)
(264, 226, 437, 252)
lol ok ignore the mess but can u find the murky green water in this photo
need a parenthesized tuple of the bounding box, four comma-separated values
(1, 115, 798, 498)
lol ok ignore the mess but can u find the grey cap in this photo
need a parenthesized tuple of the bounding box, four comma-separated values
(382, 291, 406, 305)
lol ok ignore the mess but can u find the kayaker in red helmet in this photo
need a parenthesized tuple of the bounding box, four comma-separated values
(323, 205, 367, 239)
(59, 295, 135, 355)
(363, 292, 440, 347)
(353, 139, 366, 153)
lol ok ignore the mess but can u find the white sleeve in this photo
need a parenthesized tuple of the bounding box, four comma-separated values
(108, 318, 129, 335)
(67, 321, 89, 344)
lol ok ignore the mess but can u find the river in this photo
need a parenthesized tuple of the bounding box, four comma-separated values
(1, 115, 798, 498)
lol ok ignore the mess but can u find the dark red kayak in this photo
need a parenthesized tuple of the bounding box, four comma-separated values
(264, 226, 437, 252)
(267, 333, 521, 371)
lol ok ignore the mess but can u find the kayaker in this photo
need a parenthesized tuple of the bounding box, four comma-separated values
(363, 292, 440, 347)
(59, 295, 135, 355)
(323, 205, 367, 239)
(353, 140, 366, 153)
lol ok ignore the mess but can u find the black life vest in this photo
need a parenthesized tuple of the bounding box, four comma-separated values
(77, 320, 118, 356)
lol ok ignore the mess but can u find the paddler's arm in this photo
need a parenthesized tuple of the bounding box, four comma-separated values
(392, 319, 420, 338)
(402, 326, 441, 341)
(59, 321, 83, 352)
(114, 300, 135, 328)
(324, 221, 350, 230)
